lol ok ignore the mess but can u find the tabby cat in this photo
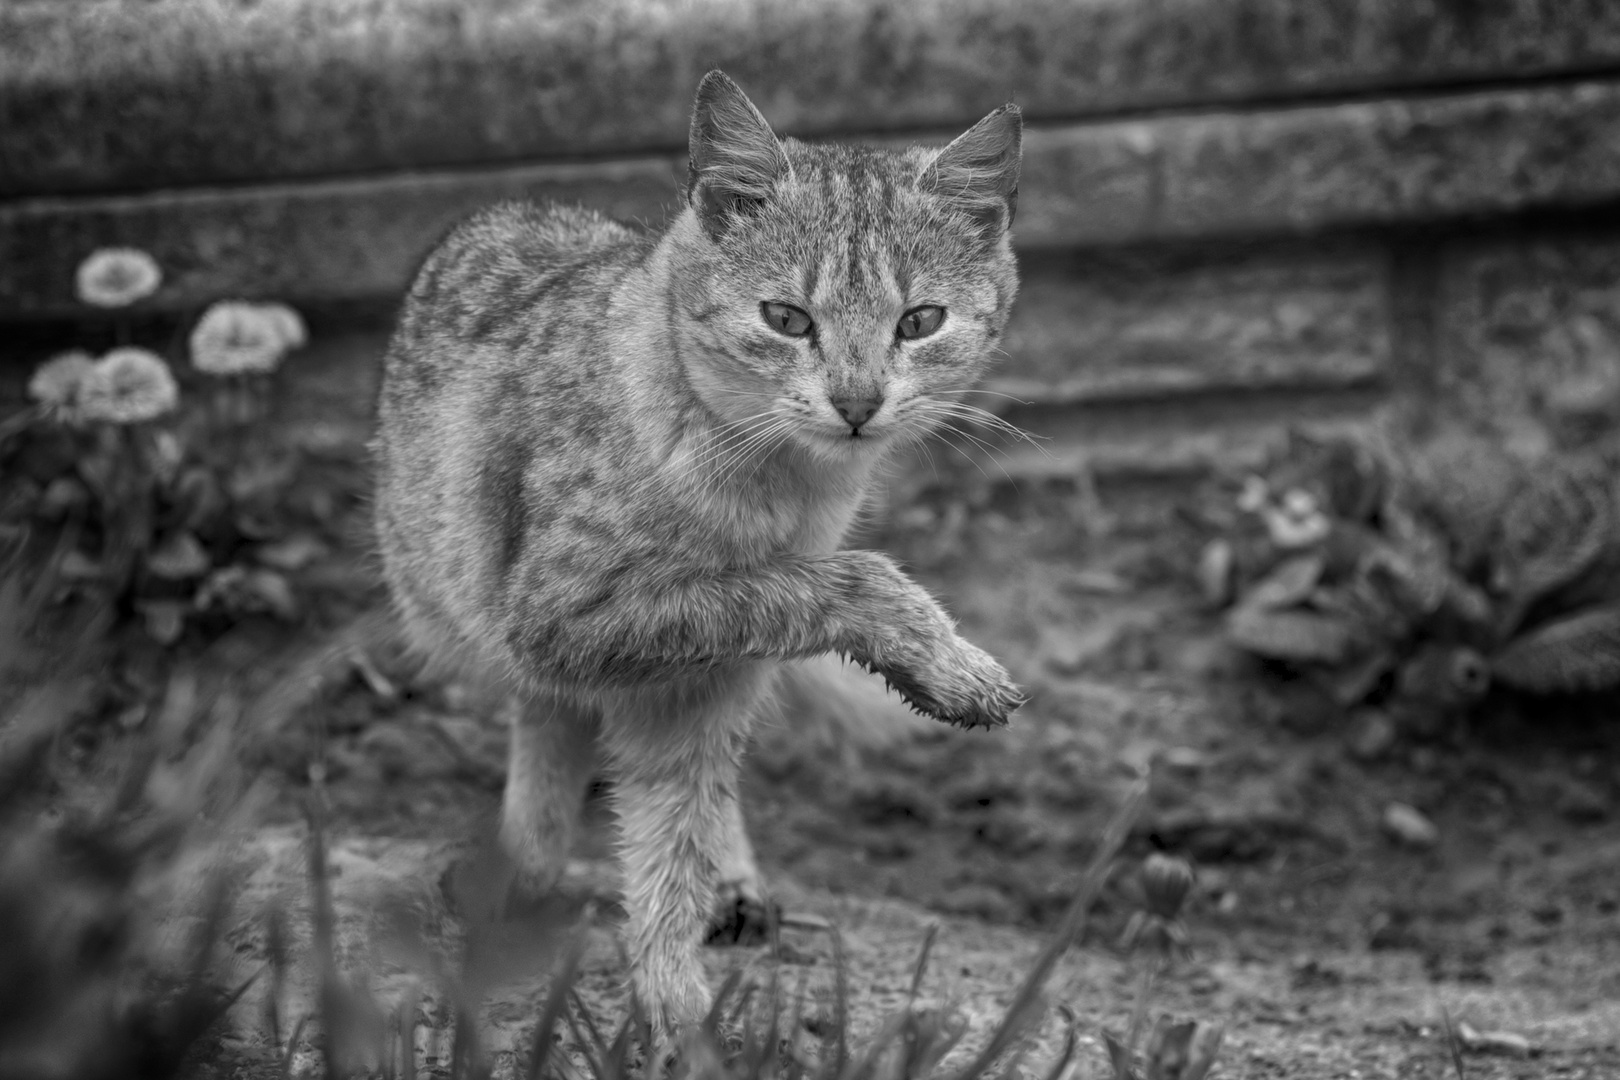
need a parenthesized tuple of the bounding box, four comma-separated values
(374, 70, 1024, 1035)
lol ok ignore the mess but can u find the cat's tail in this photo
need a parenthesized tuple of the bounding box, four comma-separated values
(768, 652, 937, 750)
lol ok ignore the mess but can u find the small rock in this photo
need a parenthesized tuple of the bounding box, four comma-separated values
(1038, 622, 1125, 676)
(1555, 779, 1610, 823)
(894, 505, 936, 531)
(255, 532, 330, 572)
(1067, 567, 1133, 596)
(1196, 539, 1234, 606)
(1456, 1021, 1533, 1057)
(1160, 745, 1209, 772)
(145, 531, 212, 580)
(1382, 802, 1438, 848)
(137, 600, 188, 645)
(57, 550, 102, 581)
(1347, 709, 1397, 761)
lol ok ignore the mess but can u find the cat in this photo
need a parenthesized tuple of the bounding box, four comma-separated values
(373, 69, 1025, 1036)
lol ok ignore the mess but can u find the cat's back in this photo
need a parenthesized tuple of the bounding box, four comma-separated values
(384, 201, 645, 392)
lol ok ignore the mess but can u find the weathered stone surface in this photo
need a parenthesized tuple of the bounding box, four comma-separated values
(5, 0, 1620, 197)
(12, 79, 1620, 319)
(1435, 231, 1620, 454)
(1019, 79, 1620, 245)
(0, 157, 684, 317)
(995, 244, 1388, 404)
(979, 390, 1390, 483)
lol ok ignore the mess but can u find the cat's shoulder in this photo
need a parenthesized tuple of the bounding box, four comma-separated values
(439, 201, 645, 268)
(395, 201, 650, 347)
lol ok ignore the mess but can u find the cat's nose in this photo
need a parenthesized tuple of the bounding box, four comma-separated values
(832, 397, 882, 429)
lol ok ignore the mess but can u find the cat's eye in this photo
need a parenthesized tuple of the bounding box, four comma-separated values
(897, 306, 945, 341)
(762, 302, 814, 337)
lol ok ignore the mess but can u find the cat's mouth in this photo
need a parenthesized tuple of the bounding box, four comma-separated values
(801, 422, 887, 454)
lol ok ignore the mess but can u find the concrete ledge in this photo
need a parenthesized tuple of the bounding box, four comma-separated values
(6, 0, 1620, 198)
(7, 80, 1620, 320)
(995, 243, 1387, 404)
(0, 157, 685, 319)
(1023, 79, 1620, 245)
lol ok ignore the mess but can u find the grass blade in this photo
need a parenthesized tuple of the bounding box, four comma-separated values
(526, 943, 585, 1080)
(949, 776, 1149, 1080)
(907, 924, 940, 1003)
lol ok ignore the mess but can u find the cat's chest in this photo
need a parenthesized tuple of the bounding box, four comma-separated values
(706, 478, 867, 557)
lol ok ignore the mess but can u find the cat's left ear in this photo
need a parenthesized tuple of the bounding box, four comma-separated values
(918, 104, 1023, 236)
(687, 70, 791, 240)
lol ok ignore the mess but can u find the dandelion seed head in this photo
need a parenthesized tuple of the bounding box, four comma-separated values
(75, 247, 163, 308)
(28, 350, 98, 419)
(190, 301, 292, 375)
(260, 302, 308, 351)
(78, 348, 180, 424)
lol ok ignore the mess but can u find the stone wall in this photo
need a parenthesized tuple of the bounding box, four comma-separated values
(6, 0, 1620, 484)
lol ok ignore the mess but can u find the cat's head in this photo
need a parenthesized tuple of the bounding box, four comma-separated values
(666, 70, 1021, 465)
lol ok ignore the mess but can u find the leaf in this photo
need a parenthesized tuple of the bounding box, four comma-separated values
(244, 568, 299, 620)
(1403, 432, 1522, 570)
(1142, 1017, 1224, 1080)
(255, 532, 328, 572)
(1494, 455, 1614, 631)
(145, 530, 211, 580)
(1241, 554, 1324, 610)
(1491, 606, 1620, 693)
(1226, 606, 1359, 665)
(138, 600, 187, 645)
(1364, 510, 1452, 618)
(1317, 646, 1397, 707)
(1102, 1031, 1139, 1080)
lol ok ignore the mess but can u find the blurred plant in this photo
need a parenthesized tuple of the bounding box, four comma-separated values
(1198, 425, 1620, 736)
(0, 666, 266, 1079)
(1, 249, 324, 655)
(1102, 854, 1223, 1080)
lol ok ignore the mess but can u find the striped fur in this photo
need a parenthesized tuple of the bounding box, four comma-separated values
(374, 70, 1023, 1036)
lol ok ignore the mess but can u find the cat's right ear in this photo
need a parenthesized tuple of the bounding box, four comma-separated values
(687, 70, 791, 240)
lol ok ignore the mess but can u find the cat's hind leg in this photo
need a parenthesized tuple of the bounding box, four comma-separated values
(705, 794, 772, 946)
(599, 664, 771, 1036)
(499, 691, 599, 897)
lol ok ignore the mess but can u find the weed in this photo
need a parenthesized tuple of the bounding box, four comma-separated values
(1199, 425, 1620, 736)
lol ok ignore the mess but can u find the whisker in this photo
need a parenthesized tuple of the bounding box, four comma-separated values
(725, 422, 799, 490)
(923, 400, 1049, 451)
(709, 416, 797, 490)
(955, 387, 1035, 406)
(907, 400, 1025, 489)
(687, 414, 789, 483)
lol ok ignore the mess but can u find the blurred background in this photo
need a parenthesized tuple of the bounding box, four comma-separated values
(3, 2, 1620, 1078)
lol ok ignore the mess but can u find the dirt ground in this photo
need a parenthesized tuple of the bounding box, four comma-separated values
(219, 472, 1620, 1080)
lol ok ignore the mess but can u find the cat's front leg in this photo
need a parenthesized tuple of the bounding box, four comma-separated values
(596, 665, 771, 1040)
(829, 553, 1026, 729)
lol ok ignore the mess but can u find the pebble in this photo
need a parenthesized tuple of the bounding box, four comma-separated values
(1347, 709, 1397, 761)
(1456, 1021, 1533, 1057)
(1195, 539, 1234, 606)
(1382, 802, 1438, 848)
(1555, 779, 1610, 823)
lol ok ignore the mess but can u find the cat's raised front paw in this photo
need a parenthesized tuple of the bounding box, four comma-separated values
(876, 635, 1023, 729)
